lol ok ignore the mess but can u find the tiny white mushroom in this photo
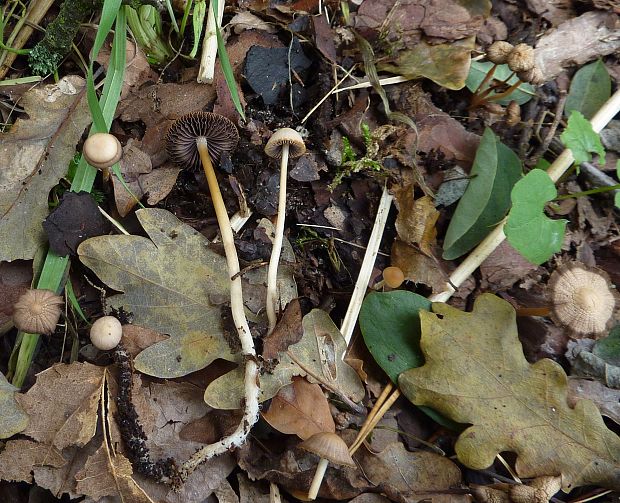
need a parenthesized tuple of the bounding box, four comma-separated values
(264, 128, 306, 333)
(83, 132, 122, 170)
(90, 316, 123, 350)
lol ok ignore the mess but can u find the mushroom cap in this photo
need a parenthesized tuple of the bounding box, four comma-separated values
(506, 43, 535, 73)
(486, 41, 514, 65)
(165, 111, 239, 170)
(90, 316, 123, 350)
(548, 262, 616, 337)
(383, 266, 405, 289)
(264, 128, 306, 159)
(13, 289, 64, 335)
(299, 432, 355, 467)
(83, 133, 122, 169)
(517, 66, 545, 86)
(505, 100, 520, 126)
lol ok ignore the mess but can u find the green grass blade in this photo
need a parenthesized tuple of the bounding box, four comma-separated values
(65, 280, 89, 324)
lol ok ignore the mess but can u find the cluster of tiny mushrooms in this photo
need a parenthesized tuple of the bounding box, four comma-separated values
(10, 47, 620, 498)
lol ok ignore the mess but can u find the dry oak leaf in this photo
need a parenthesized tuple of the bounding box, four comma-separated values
(0, 75, 92, 261)
(262, 376, 336, 440)
(399, 294, 620, 492)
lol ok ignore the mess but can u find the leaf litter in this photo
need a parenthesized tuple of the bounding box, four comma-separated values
(1, 0, 620, 501)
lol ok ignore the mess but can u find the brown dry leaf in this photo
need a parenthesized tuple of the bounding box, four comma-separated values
(263, 299, 304, 360)
(0, 76, 92, 261)
(0, 260, 31, 334)
(480, 240, 542, 291)
(394, 186, 439, 256)
(97, 40, 156, 98)
(262, 377, 335, 440)
(142, 165, 182, 205)
(391, 240, 448, 293)
(0, 439, 65, 483)
(214, 479, 239, 503)
(121, 324, 169, 358)
(400, 294, 620, 491)
(16, 362, 105, 449)
(535, 11, 620, 81)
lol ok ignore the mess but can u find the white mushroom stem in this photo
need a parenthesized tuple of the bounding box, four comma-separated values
(197, 0, 225, 84)
(179, 138, 259, 480)
(308, 458, 329, 500)
(430, 87, 620, 303)
(266, 143, 290, 333)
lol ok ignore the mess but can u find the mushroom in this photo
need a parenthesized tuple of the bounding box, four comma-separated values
(165, 112, 260, 480)
(90, 315, 123, 350)
(263, 128, 306, 333)
(506, 43, 535, 73)
(486, 41, 514, 65)
(548, 262, 616, 337)
(82, 132, 122, 170)
(382, 266, 405, 289)
(13, 289, 64, 335)
(299, 432, 355, 500)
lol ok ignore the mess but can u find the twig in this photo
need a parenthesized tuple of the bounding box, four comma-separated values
(197, 0, 224, 83)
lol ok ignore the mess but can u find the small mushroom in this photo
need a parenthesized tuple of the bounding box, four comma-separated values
(505, 100, 521, 126)
(13, 289, 64, 335)
(90, 316, 123, 350)
(383, 266, 405, 289)
(486, 41, 514, 65)
(299, 432, 355, 500)
(506, 43, 535, 73)
(263, 128, 306, 333)
(517, 66, 545, 86)
(548, 262, 616, 337)
(82, 132, 122, 170)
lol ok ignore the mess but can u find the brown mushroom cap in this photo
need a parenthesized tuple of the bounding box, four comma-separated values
(165, 111, 239, 170)
(383, 266, 405, 289)
(506, 43, 535, 73)
(13, 289, 64, 335)
(548, 262, 616, 337)
(486, 41, 514, 65)
(264, 128, 306, 159)
(83, 133, 122, 169)
(516, 66, 545, 86)
(299, 432, 355, 467)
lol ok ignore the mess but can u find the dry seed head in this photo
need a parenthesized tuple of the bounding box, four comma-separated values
(165, 112, 239, 171)
(13, 289, 64, 335)
(507, 43, 535, 73)
(486, 41, 514, 64)
(83, 133, 122, 170)
(548, 262, 616, 337)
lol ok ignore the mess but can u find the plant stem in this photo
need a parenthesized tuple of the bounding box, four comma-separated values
(516, 307, 551, 317)
(266, 143, 289, 334)
(179, 138, 259, 481)
(197, 0, 224, 83)
(555, 184, 620, 200)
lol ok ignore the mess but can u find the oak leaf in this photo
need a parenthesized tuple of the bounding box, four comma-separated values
(399, 294, 620, 491)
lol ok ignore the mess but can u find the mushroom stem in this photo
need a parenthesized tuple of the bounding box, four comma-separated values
(266, 142, 290, 333)
(180, 138, 260, 480)
(516, 306, 551, 317)
(307, 458, 329, 500)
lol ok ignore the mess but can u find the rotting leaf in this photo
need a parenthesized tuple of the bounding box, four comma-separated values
(204, 309, 364, 409)
(0, 371, 28, 439)
(262, 377, 335, 440)
(399, 294, 620, 491)
(442, 128, 522, 260)
(505, 169, 567, 265)
(0, 76, 92, 261)
(394, 186, 439, 256)
(78, 208, 234, 378)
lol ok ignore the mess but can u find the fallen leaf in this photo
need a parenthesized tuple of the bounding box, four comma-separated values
(0, 371, 28, 439)
(262, 377, 335, 439)
(229, 12, 277, 34)
(97, 40, 156, 98)
(0, 76, 92, 261)
(480, 240, 542, 291)
(78, 208, 234, 378)
(204, 309, 364, 409)
(568, 377, 620, 426)
(399, 294, 620, 491)
(466, 61, 535, 105)
(394, 187, 439, 256)
(391, 240, 450, 294)
(0, 260, 32, 334)
(0, 439, 65, 483)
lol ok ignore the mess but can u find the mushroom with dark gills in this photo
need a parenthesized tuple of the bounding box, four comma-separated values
(165, 112, 260, 481)
(299, 432, 355, 500)
(263, 128, 306, 333)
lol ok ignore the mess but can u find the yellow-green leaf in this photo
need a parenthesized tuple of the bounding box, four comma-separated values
(399, 294, 620, 491)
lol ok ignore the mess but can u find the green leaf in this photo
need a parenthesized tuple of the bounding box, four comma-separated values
(565, 60, 611, 120)
(442, 128, 522, 260)
(505, 169, 567, 265)
(359, 291, 430, 383)
(593, 325, 620, 366)
(0, 372, 28, 438)
(561, 111, 606, 166)
(466, 61, 535, 105)
(615, 192, 620, 209)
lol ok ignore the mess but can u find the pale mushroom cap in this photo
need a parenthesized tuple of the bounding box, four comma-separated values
(517, 67, 545, 86)
(90, 316, 123, 350)
(13, 289, 64, 335)
(299, 432, 355, 467)
(383, 266, 405, 289)
(507, 43, 535, 73)
(486, 41, 514, 65)
(265, 128, 306, 159)
(83, 133, 122, 169)
(548, 262, 616, 337)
